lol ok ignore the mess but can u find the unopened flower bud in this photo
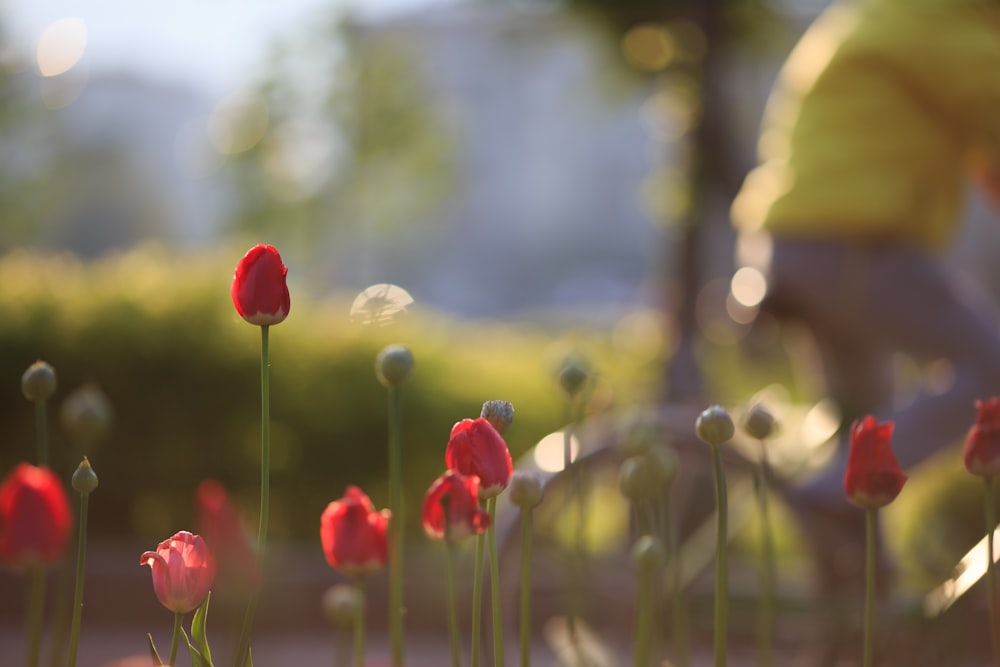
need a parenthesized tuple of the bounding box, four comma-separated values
(60, 384, 113, 446)
(631, 534, 666, 570)
(21, 361, 57, 402)
(375, 344, 414, 387)
(695, 405, 734, 446)
(71, 457, 99, 496)
(557, 355, 590, 398)
(322, 583, 363, 628)
(508, 471, 543, 509)
(742, 403, 776, 441)
(481, 400, 515, 435)
(646, 445, 679, 487)
(619, 456, 655, 500)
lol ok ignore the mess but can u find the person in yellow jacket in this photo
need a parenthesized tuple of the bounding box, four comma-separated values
(731, 0, 1000, 609)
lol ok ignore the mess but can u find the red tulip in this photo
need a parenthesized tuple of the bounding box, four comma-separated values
(964, 397, 1000, 477)
(320, 486, 390, 577)
(422, 471, 491, 541)
(196, 480, 262, 590)
(843, 416, 907, 509)
(231, 244, 290, 326)
(0, 463, 72, 569)
(445, 418, 513, 499)
(140, 531, 216, 614)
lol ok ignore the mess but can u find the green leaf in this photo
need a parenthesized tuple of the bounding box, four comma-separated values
(147, 633, 163, 666)
(181, 627, 209, 667)
(245, 646, 254, 667)
(191, 592, 215, 666)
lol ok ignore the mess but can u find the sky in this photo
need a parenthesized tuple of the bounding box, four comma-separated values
(1, 0, 458, 97)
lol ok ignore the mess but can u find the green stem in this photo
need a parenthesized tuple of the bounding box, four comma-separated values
(471, 522, 486, 667)
(445, 541, 462, 667)
(66, 493, 89, 667)
(168, 612, 183, 667)
(233, 324, 271, 667)
(710, 444, 728, 667)
(666, 489, 688, 667)
(633, 561, 653, 667)
(354, 577, 367, 667)
(487, 497, 505, 667)
(755, 455, 775, 667)
(26, 567, 45, 667)
(45, 564, 71, 667)
(986, 478, 1000, 667)
(257, 324, 272, 554)
(35, 400, 49, 468)
(862, 508, 876, 667)
(519, 509, 533, 667)
(388, 384, 405, 667)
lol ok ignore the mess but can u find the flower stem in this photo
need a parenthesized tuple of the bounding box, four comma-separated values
(471, 523, 486, 667)
(755, 453, 775, 667)
(862, 508, 876, 667)
(633, 558, 654, 667)
(985, 477, 1000, 667)
(35, 400, 49, 468)
(257, 323, 272, 555)
(666, 491, 688, 667)
(487, 497, 505, 667)
(233, 324, 271, 667)
(519, 508, 533, 667)
(354, 577, 367, 667)
(26, 566, 45, 667)
(66, 492, 89, 667)
(710, 443, 728, 667)
(445, 541, 462, 667)
(168, 612, 183, 667)
(388, 383, 405, 667)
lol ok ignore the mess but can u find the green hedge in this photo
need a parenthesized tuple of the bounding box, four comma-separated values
(0, 244, 663, 543)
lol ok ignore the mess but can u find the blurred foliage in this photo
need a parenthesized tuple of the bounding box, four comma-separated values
(0, 245, 666, 544)
(224, 14, 457, 261)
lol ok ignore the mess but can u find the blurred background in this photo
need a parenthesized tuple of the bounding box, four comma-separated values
(2, 0, 1000, 663)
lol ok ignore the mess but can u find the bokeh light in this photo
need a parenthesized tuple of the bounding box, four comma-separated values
(532, 430, 581, 473)
(349, 283, 414, 326)
(621, 23, 674, 72)
(208, 91, 270, 155)
(36, 17, 87, 77)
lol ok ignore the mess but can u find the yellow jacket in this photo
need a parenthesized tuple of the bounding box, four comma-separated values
(731, 0, 1000, 250)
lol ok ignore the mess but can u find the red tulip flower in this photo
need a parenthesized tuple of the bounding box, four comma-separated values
(0, 463, 72, 570)
(445, 418, 513, 499)
(964, 397, 1000, 477)
(320, 486, 391, 577)
(843, 416, 907, 509)
(196, 480, 262, 591)
(140, 531, 216, 614)
(231, 244, 290, 326)
(422, 471, 491, 541)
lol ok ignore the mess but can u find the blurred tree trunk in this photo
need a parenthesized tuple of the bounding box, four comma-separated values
(664, 0, 747, 404)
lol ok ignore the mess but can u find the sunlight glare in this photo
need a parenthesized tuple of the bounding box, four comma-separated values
(349, 284, 414, 326)
(36, 18, 87, 77)
(730, 266, 767, 308)
(532, 430, 580, 473)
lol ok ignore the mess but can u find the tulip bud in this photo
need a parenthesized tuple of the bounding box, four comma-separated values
(60, 384, 113, 446)
(376, 344, 414, 387)
(71, 457, 99, 496)
(631, 534, 666, 570)
(481, 400, 515, 435)
(21, 360, 57, 402)
(695, 405, 734, 446)
(508, 471, 544, 509)
(742, 403, 776, 441)
(557, 354, 590, 399)
(645, 445, 679, 487)
(619, 456, 655, 500)
(322, 583, 364, 628)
